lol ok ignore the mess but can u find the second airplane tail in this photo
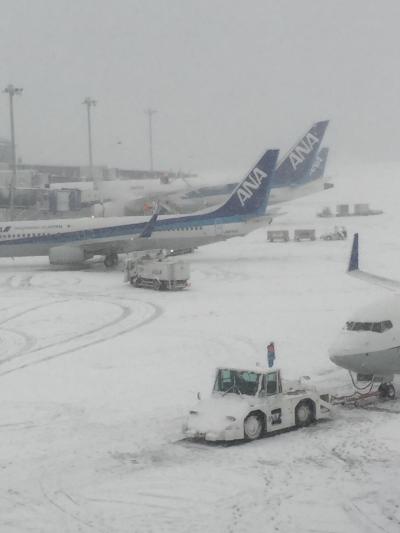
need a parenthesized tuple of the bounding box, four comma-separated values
(273, 120, 329, 186)
(309, 147, 329, 182)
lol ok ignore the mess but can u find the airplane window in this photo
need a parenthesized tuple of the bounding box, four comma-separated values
(346, 321, 393, 333)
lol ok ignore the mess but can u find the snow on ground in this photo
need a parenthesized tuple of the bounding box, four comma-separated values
(1, 165, 400, 532)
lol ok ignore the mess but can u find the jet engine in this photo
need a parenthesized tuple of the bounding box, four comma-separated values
(49, 246, 88, 265)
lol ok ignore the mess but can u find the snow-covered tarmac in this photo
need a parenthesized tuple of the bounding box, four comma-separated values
(1, 166, 400, 532)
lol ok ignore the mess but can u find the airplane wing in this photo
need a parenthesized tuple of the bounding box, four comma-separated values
(78, 211, 159, 257)
(138, 210, 159, 238)
(347, 233, 400, 291)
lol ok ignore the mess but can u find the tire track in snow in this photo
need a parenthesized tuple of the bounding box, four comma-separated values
(0, 298, 163, 377)
(0, 327, 37, 361)
(0, 270, 164, 376)
(40, 482, 104, 533)
(0, 299, 130, 366)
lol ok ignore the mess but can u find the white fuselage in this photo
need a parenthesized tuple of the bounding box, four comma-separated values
(0, 213, 269, 259)
(329, 295, 400, 375)
(124, 177, 327, 216)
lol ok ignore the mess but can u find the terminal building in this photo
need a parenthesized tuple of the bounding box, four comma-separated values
(0, 136, 194, 219)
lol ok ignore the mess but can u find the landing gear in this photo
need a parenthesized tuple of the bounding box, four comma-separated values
(104, 253, 118, 268)
(332, 373, 396, 406)
(378, 383, 396, 400)
(152, 279, 161, 291)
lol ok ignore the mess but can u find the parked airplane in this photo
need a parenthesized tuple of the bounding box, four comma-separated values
(0, 149, 279, 267)
(329, 233, 399, 398)
(124, 120, 329, 215)
(309, 147, 329, 183)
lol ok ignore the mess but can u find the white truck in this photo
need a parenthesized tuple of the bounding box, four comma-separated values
(124, 255, 190, 290)
(183, 367, 332, 441)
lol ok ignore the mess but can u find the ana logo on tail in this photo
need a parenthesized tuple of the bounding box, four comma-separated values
(289, 133, 319, 170)
(237, 167, 267, 207)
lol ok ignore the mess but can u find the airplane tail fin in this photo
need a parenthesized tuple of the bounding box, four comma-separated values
(274, 121, 329, 185)
(211, 149, 279, 218)
(347, 233, 400, 290)
(348, 233, 359, 272)
(309, 147, 329, 181)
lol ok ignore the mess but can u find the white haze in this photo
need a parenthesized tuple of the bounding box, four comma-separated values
(0, 0, 399, 175)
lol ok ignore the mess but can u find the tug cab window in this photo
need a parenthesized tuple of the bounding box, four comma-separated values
(263, 372, 278, 395)
(213, 369, 261, 396)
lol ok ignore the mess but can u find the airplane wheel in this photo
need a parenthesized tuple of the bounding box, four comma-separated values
(244, 413, 263, 440)
(378, 383, 396, 400)
(295, 400, 314, 427)
(104, 253, 118, 268)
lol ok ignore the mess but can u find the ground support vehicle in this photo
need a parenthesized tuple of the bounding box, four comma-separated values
(267, 230, 290, 242)
(294, 229, 316, 241)
(317, 207, 334, 218)
(320, 226, 347, 241)
(183, 367, 332, 442)
(124, 255, 190, 290)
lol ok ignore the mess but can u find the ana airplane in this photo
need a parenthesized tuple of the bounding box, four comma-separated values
(309, 147, 329, 183)
(329, 233, 399, 398)
(124, 121, 329, 215)
(0, 149, 279, 267)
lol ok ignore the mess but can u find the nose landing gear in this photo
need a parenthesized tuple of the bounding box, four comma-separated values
(332, 373, 396, 406)
(104, 253, 119, 268)
(378, 382, 396, 400)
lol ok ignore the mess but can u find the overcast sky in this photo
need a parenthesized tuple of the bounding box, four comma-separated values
(0, 0, 399, 174)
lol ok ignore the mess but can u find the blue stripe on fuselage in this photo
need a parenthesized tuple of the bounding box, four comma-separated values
(0, 208, 261, 248)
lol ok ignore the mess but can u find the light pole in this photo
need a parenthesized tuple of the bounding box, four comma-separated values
(3, 84, 23, 220)
(145, 108, 157, 172)
(82, 97, 97, 186)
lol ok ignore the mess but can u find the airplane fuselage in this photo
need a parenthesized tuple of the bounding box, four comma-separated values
(329, 295, 400, 375)
(0, 212, 269, 259)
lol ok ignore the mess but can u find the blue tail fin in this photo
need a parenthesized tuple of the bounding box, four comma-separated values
(211, 149, 279, 218)
(273, 121, 329, 186)
(348, 233, 359, 272)
(309, 147, 329, 181)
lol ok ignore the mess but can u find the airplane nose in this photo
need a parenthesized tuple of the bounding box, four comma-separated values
(329, 352, 353, 371)
(329, 353, 340, 365)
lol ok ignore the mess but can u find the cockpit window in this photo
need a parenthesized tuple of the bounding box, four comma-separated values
(346, 320, 393, 333)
